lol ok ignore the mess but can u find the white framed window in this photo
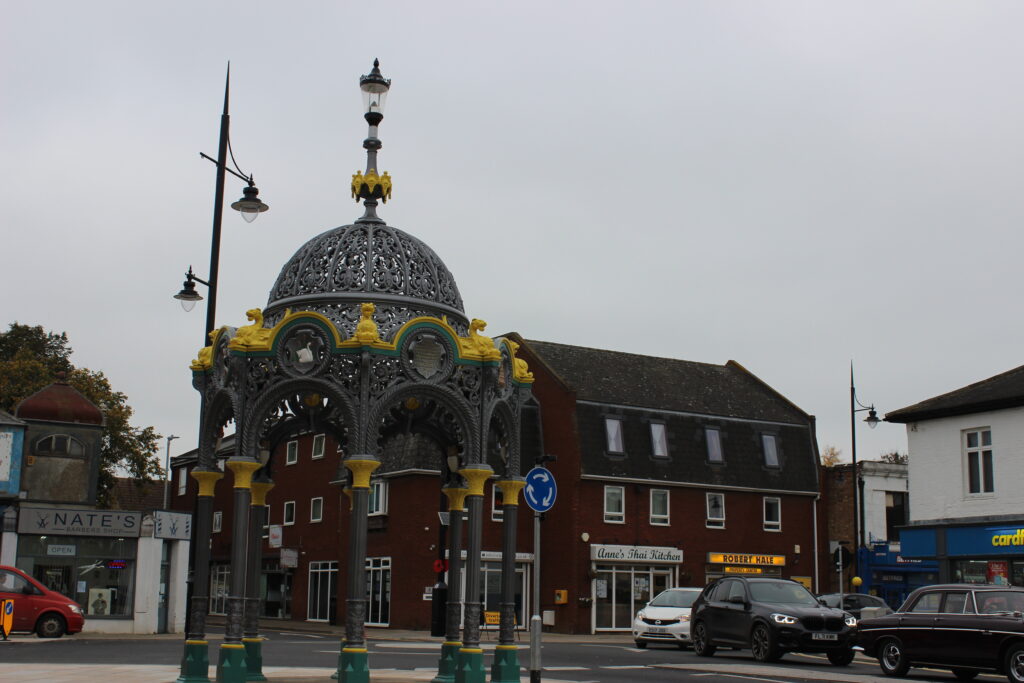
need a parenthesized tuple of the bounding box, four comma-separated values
(650, 489, 669, 526)
(604, 485, 625, 524)
(368, 480, 387, 516)
(706, 428, 723, 463)
(964, 429, 994, 494)
(283, 500, 296, 526)
(310, 497, 323, 522)
(177, 467, 187, 495)
(761, 434, 779, 468)
(763, 497, 781, 532)
(212, 510, 223, 533)
(605, 418, 624, 454)
(706, 492, 725, 528)
(650, 423, 668, 458)
(312, 434, 325, 460)
(491, 483, 504, 522)
(262, 505, 270, 538)
(286, 440, 298, 465)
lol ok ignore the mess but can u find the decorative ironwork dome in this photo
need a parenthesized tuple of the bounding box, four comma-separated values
(264, 222, 468, 337)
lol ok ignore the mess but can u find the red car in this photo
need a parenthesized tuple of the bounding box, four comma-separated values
(0, 565, 85, 637)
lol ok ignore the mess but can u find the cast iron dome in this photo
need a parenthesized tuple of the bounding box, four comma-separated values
(263, 221, 468, 336)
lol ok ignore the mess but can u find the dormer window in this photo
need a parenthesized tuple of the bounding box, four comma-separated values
(605, 418, 624, 454)
(706, 428, 723, 463)
(34, 434, 85, 456)
(650, 423, 668, 458)
(762, 434, 780, 468)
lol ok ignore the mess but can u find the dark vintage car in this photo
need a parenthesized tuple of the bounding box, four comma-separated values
(690, 576, 857, 665)
(857, 583, 1024, 682)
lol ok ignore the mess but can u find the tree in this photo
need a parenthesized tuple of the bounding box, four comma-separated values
(879, 450, 908, 465)
(820, 445, 842, 467)
(0, 323, 162, 506)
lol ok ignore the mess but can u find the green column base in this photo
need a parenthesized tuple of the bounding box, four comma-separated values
(431, 641, 462, 683)
(455, 647, 486, 683)
(336, 646, 370, 683)
(216, 643, 248, 683)
(243, 638, 266, 681)
(177, 639, 211, 683)
(489, 645, 521, 683)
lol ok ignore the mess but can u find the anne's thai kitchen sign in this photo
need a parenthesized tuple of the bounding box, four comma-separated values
(18, 507, 141, 537)
(590, 544, 683, 563)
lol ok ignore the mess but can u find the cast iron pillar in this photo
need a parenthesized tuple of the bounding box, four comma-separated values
(337, 455, 380, 683)
(217, 459, 261, 683)
(491, 477, 526, 683)
(455, 464, 492, 683)
(178, 468, 223, 683)
(243, 476, 272, 682)
(433, 486, 469, 683)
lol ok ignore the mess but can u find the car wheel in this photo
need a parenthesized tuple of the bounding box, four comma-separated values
(878, 638, 910, 677)
(634, 640, 647, 649)
(827, 648, 855, 666)
(750, 623, 781, 663)
(692, 621, 716, 657)
(951, 668, 978, 681)
(35, 613, 66, 639)
(1005, 644, 1024, 683)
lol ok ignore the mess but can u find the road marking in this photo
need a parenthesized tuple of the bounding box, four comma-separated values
(719, 675, 792, 683)
(273, 631, 324, 638)
(544, 665, 588, 670)
(601, 664, 649, 669)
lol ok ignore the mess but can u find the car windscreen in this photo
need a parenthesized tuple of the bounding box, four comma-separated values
(649, 590, 699, 608)
(749, 581, 819, 605)
(977, 591, 1024, 614)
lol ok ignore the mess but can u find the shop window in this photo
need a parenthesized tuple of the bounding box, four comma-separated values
(706, 492, 725, 528)
(177, 467, 188, 496)
(17, 535, 138, 618)
(312, 434, 325, 460)
(310, 497, 323, 523)
(604, 485, 624, 524)
(763, 497, 781, 531)
(209, 564, 230, 615)
(706, 427, 723, 463)
(34, 434, 85, 456)
(307, 561, 338, 622)
(491, 483, 503, 522)
(605, 418, 624, 454)
(650, 489, 669, 526)
(366, 557, 391, 626)
(368, 480, 387, 516)
(212, 511, 222, 533)
(964, 429, 994, 494)
(885, 491, 907, 540)
(650, 423, 668, 458)
(286, 440, 298, 465)
(283, 501, 295, 526)
(761, 434, 779, 468)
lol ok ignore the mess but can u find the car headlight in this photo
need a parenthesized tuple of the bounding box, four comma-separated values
(679, 614, 690, 621)
(69, 604, 83, 615)
(845, 615, 857, 627)
(772, 613, 798, 625)
(636, 611, 646, 620)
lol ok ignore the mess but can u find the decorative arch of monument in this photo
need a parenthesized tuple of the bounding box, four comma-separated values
(179, 60, 533, 683)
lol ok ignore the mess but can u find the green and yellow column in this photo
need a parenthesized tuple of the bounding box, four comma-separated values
(432, 485, 469, 683)
(455, 464, 493, 683)
(217, 459, 261, 683)
(336, 455, 380, 683)
(491, 477, 526, 683)
(243, 475, 273, 681)
(178, 468, 223, 683)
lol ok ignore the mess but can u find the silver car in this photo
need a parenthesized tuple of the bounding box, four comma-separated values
(633, 587, 703, 649)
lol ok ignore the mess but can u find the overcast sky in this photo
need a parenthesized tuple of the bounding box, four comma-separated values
(4, 2, 1021, 469)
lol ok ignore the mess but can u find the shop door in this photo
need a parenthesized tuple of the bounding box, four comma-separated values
(366, 558, 391, 626)
(594, 565, 674, 631)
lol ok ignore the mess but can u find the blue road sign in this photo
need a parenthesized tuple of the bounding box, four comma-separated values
(524, 467, 557, 512)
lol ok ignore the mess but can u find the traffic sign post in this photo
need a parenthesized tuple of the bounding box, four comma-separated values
(526, 463, 557, 683)
(524, 467, 557, 513)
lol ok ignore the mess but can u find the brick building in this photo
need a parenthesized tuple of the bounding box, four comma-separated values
(173, 338, 828, 634)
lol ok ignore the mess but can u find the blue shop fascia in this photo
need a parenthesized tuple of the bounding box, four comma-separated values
(858, 541, 938, 608)
(900, 516, 1024, 587)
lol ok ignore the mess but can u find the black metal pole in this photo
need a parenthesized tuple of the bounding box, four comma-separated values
(850, 367, 859, 583)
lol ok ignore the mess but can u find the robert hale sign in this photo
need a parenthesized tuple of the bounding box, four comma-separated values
(18, 507, 142, 537)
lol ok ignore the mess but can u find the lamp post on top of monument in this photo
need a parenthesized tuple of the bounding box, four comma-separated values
(850, 364, 880, 585)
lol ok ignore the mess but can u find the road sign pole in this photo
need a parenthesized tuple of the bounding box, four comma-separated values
(530, 509, 541, 683)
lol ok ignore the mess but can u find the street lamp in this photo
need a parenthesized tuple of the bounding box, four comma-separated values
(163, 434, 179, 510)
(850, 364, 879, 584)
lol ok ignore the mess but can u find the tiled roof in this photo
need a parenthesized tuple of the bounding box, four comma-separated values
(107, 477, 165, 511)
(15, 377, 104, 425)
(0, 409, 25, 427)
(887, 364, 1024, 423)
(522, 339, 810, 424)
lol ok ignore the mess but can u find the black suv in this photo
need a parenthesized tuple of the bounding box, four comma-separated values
(691, 577, 857, 665)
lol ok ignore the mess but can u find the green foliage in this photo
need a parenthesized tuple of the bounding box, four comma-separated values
(0, 323, 162, 506)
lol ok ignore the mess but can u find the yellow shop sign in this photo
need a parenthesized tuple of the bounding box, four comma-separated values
(724, 566, 764, 574)
(992, 529, 1024, 547)
(708, 552, 786, 567)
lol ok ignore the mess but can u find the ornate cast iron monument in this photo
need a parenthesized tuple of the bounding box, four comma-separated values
(179, 60, 533, 683)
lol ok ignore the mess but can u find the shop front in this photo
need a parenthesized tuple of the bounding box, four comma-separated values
(902, 521, 1024, 586)
(589, 544, 683, 632)
(860, 541, 938, 608)
(705, 552, 788, 584)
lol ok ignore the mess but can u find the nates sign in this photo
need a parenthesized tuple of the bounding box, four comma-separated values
(590, 544, 683, 563)
(18, 507, 141, 537)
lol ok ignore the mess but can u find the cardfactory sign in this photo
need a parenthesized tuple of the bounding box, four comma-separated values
(708, 552, 786, 567)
